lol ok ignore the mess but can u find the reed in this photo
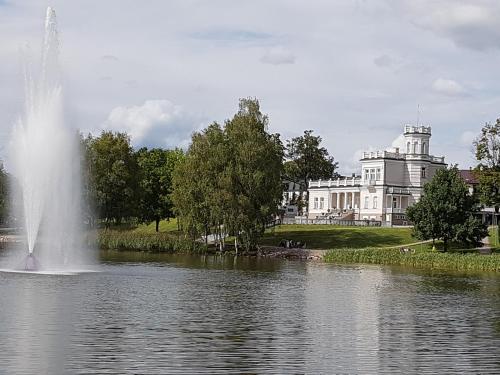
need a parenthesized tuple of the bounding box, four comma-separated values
(324, 248, 500, 272)
(97, 230, 206, 253)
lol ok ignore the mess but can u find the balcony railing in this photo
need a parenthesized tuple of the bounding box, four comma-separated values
(386, 207, 404, 213)
(386, 187, 411, 195)
(362, 150, 405, 160)
(309, 177, 362, 188)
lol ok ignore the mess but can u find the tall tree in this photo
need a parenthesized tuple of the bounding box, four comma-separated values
(406, 167, 487, 251)
(83, 131, 139, 226)
(137, 148, 184, 232)
(172, 98, 284, 252)
(473, 119, 500, 213)
(285, 130, 339, 212)
(172, 123, 228, 245)
(224, 98, 284, 251)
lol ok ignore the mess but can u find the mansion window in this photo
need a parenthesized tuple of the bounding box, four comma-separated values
(421, 167, 426, 178)
(392, 197, 398, 208)
(364, 196, 369, 209)
(370, 169, 375, 181)
(376, 168, 381, 180)
(319, 197, 324, 209)
(314, 197, 319, 209)
(364, 169, 369, 181)
(373, 196, 378, 209)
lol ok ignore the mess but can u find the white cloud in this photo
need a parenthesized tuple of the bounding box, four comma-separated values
(460, 130, 477, 145)
(389, 134, 406, 152)
(101, 55, 118, 62)
(373, 54, 394, 68)
(432, 78, 466, 96)
(261, 47, 295, 65)
(102, 100, 200, 149)
(391, 1, 500, 50)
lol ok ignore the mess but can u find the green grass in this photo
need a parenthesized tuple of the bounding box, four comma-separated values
(324, 247, 500, 272)
(260, 224, 414, 249)
(101, 218, 180, 234)
(489, 226, 499, 249)
(132, 218, 180, 234)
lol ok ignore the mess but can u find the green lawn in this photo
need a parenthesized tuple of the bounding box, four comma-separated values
(489, 226, 499, 250)
(132, 218, 180, 234)
(260, 224, 415, 249)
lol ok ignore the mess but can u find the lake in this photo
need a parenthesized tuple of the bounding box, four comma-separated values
(0, 251, 499, 374)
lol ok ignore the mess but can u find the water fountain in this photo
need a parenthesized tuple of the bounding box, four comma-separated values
(6, 7, 92, 272)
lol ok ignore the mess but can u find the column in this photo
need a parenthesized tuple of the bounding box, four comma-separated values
(344, 192, 347, 209)
(336, 193, 340, 210)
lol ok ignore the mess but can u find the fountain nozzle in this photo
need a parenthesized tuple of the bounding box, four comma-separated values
(24, 253, 40, 271)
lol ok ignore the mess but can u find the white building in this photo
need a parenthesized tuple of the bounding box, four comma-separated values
(282, 180, 306, 217)
(307, 125, 446, 225)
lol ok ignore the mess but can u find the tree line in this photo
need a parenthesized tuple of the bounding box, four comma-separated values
(79, 98, 338, 251)
(0, 98, 497, 252)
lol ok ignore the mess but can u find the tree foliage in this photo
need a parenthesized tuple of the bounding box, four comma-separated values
(406, 167, 487, 250)
(473, 119, 500, 212)
(284, 130, 338, 212)
(285, 130, 339, 184)
(0, 166, 10, 225)
(172, 123, 227, 244)
(172, 98, 284, 252)
(136, 148, 184, 232)
(82, 131, 139, 225)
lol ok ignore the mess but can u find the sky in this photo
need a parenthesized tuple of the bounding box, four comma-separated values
(1, 0, 500, 174)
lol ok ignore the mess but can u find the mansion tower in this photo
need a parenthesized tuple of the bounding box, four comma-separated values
(307, 125, 446, 225)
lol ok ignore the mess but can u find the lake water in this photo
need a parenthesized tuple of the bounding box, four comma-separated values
(0, 251, 499, 374)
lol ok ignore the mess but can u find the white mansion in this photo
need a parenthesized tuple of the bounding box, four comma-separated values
(307, 125, 446, 225)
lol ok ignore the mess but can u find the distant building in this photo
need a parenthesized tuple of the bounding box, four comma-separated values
(307, 125, 446, 225)
(282, 180, 306, 217)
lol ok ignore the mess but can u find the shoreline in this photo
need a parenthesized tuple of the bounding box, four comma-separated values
(324, 247, 500, 273)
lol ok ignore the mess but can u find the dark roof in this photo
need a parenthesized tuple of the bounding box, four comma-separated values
(459, 169, 479, 184)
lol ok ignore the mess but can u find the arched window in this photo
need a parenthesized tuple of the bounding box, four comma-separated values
(413, 141, 418, 154)
(422, 142, 427, 154)
(406, 142, 411, 154)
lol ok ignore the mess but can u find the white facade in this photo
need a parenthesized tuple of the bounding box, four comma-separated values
(282, 180, 306, 217)
(307, 125, 446, 225)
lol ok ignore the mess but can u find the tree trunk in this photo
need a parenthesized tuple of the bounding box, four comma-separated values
(155, 218, 160, 232)
(221, 226, 225, 251)
(205, 226, 209, 247)
(234, 237, 238, 256)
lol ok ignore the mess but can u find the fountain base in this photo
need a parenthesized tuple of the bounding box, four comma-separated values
(23, 253, 41, 271)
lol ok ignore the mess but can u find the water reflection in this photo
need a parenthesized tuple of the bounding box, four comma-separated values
(0, 252, 498, 374)
(0, 272, 77, 374)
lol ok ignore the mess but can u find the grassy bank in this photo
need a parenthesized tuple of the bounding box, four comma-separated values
(260, 224, 414, 249)
(324, 248, 500, 272)
(489, 226, 499, 250)
(98, 230, 206, 253)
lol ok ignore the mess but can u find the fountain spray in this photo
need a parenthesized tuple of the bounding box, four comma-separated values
(11, 7, 86, 271)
